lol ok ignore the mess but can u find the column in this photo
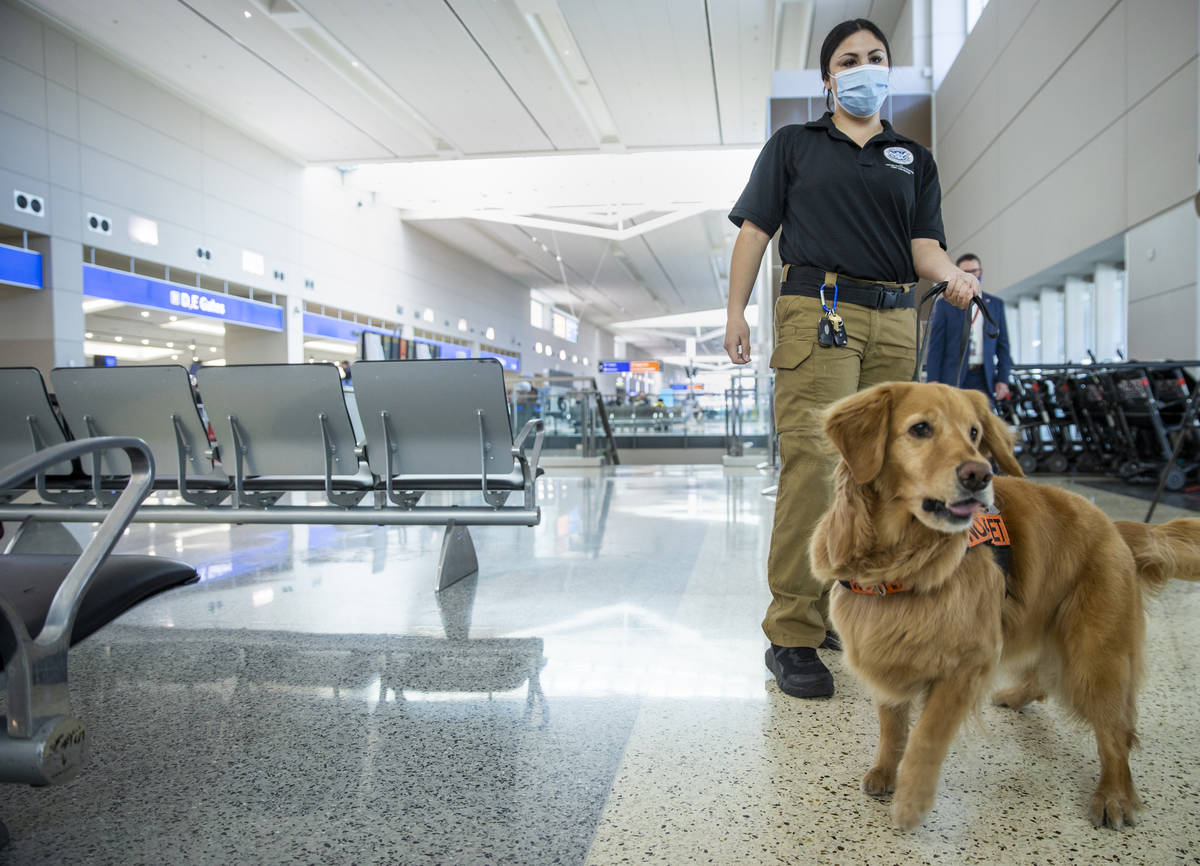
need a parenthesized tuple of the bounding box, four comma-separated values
(1018, 295, 1040, 364)
(0, 236, 86, 375)
(1004, 302, 1021, 365)
(1038, 287, 1064, 364)
(224, 323, 288, 365)
(1093, 263, 1124, 362)
(1062, 276, 1092, 364)
(284, 295, 305, 364)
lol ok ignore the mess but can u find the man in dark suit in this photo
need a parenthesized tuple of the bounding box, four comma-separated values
(925, 254, 1012, 403)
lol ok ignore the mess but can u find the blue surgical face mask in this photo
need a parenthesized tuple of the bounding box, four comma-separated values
(832, 64, 889, 118)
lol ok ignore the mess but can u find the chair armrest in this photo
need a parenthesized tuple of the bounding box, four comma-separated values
(512, 417, 544, 476)
(0, 436, 155, 741)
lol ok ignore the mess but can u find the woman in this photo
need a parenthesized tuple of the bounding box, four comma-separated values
(724, 18, 978, 699)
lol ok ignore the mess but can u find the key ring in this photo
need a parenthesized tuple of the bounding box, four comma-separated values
(820, 282, 840, 314)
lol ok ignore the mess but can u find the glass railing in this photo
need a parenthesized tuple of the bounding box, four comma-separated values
(507, 372, 777, 464)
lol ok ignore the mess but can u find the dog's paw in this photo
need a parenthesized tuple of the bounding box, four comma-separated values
(862, 766, 896, 796)
(1089, 787, 1143, 830)
(890, 795, 931, 832)
(991, 686, 1044, 709)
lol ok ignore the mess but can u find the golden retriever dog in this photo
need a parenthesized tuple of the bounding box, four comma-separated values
(809, 381, 1200, 831)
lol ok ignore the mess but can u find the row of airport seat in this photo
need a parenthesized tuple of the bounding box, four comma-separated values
(0, 359, 544, 590)
(0, 359, 546, 842)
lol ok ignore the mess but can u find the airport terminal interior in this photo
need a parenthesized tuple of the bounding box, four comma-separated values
(0, 0, 1198, 863)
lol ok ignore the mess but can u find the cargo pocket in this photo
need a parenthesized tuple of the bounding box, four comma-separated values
(771, 339, 859, 435)
(769, 340, 813, 371)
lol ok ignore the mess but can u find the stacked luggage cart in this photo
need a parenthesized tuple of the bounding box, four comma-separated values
(999, 360, 1200, 490)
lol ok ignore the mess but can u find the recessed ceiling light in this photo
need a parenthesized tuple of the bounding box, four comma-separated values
(243, 9, 251, 18)
(113, 335, 123, 342)
(140, 310, 150, 317)
(188, 343, 196, 350)
(351, 60, 360, 68)
(169, 315, 178, 321)
(84, 331, 94, 338)
(141, 338, 150, 345)
(165, 341, 174, 348)
(209, 346, 217, 352)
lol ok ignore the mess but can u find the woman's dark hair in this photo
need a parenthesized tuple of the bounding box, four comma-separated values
(820, 18, 891, 110)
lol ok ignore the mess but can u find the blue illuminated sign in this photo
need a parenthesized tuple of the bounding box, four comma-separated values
(0, 243, 43, 289)
(302, 312, 390, 343)
(82, 265, 284, 331)
(599, 360, 630, 373)
(479, 350, 520, 372)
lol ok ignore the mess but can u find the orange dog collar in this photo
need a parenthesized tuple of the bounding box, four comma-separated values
(838, 579, 909, 595)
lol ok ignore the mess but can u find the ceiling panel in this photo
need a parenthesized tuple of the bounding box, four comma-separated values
(709, 0, 773, 145)
(558, 0, 721, 148)
(442, 0, 599, 152)
(28, 0, 397, 162)
(298, 0, 554, 155)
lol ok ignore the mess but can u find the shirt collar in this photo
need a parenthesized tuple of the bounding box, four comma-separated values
(805, 112, 907, 145)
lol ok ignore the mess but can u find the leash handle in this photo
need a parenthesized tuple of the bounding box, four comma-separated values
(913, 281, 948, 381)
(913, 284, 997, 382)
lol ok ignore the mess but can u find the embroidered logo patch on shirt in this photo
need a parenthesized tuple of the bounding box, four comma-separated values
(884, 146, 914, 165)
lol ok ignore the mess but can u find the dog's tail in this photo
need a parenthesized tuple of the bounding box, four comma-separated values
(1114, 518, 1200, 592)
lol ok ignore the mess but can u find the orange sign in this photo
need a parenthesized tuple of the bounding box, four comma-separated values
(629, 360, 661, 373)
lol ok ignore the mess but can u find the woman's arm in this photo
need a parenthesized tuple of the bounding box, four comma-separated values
(911, 238, 978, 309)
(724, 221, 771, 364)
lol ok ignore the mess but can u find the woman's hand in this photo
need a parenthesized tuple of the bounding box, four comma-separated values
(942, 268, 980, 309)
(724, 313, 752, 364)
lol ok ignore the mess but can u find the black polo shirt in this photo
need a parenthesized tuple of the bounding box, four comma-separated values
(729, 113, 946, 284)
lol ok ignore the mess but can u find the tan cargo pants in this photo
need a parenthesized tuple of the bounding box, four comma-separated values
(763, 290, 917, 647)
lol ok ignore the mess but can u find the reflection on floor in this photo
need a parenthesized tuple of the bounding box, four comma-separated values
(2, 468, 1197, 864)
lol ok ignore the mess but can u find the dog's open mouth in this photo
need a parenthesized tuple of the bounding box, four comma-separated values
(922, 497, 982, 522)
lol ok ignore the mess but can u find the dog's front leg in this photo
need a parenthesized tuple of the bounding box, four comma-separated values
(891, 676, 978, 831)
(863, 699, 910, 795)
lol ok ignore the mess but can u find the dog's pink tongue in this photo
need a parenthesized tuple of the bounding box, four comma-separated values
(948, 500, 981, 517)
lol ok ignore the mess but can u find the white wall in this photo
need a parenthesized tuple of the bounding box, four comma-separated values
(0, 0, 612, 376)
(934, 0, 1199, 358)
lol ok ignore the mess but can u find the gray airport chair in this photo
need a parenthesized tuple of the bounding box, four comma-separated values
(0, 368, 84, 503)
(196, 363, 374, 507)
(50, 366, 229, 506)
(353, 359, 543, 588)
(0, 436, 197, 845)
(352, 358, 543, 507)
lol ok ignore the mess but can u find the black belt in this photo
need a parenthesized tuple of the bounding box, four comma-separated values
(780, 265, 916, 310)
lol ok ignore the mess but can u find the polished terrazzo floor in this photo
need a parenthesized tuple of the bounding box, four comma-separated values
(2, 467, 1198, 865)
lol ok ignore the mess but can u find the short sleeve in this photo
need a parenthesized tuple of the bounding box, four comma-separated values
(728, 127, 793, 237)
(911, 146, 947, 249)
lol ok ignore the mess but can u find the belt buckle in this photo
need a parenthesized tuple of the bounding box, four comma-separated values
(879, 289, 901, 310)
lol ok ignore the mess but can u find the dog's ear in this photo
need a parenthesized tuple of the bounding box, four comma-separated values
(824, 384, 895, 485)
(964, 389, 1024, 477)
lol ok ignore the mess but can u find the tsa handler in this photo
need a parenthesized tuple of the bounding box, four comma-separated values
(723, 17, 978, 699)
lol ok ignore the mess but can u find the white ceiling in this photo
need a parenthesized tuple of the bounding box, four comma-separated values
(21, 0, 909, 361)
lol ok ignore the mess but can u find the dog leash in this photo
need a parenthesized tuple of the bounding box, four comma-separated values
(912, 283, 999, 382)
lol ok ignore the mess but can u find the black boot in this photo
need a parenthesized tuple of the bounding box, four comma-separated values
(818, 630, 842, 652)
(765, 643, 834, 698)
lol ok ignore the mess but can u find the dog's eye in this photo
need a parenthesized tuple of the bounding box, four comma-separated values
(969, 426, 979, 442)
(908, 422, 933, 439)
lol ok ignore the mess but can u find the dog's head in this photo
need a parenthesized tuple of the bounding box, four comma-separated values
(824, 382, 1023, 533)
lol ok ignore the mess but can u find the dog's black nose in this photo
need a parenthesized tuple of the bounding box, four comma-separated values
(957, 460, 992, 492)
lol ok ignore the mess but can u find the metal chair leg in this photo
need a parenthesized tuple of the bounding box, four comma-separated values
(436, 523, 478, 591)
